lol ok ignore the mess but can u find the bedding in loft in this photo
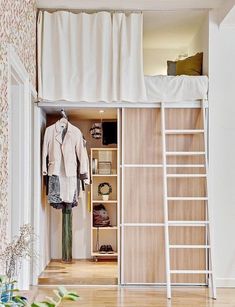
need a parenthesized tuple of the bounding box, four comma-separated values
(145, 75, 208, 102)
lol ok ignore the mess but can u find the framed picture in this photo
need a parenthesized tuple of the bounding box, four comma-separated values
(98, 161, 112, 175)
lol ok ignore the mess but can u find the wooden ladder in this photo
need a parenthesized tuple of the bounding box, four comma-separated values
(161, 101, 216, 299)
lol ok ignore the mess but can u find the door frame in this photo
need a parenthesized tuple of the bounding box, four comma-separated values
(7, 44, 36, 289)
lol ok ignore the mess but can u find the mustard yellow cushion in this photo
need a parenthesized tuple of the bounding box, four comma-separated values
(176, 53, 203, 76)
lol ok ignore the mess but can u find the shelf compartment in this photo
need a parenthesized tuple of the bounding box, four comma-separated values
(92, 227, 118, 254)
(92, 199, 117, 204)
(92, 252, 118, 257)
(92, 176, 117, 201)
(92, 200, 118, 203)
(92, 174, 117, 177)
(92, 227, 118, 230)
(91, 148, 117, 175)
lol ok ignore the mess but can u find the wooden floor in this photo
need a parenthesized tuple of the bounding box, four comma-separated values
(36, 260, 235, 306)
(38, 259, 118, 285)
(25, 286, 235, 307)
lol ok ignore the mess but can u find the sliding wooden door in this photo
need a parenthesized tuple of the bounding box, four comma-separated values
(120, 108, 165, 284)
(120, 108, 207, 285)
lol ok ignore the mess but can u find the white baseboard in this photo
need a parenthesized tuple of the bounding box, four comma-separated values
(216, 278, 235, 287)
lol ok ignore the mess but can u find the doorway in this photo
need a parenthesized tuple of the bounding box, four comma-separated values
(36, 107, 119, 286)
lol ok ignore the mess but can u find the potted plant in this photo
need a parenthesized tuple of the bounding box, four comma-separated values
(0, 224, 36, 303)
(98, 182, 112, 201)
(0, 284, 79, 306)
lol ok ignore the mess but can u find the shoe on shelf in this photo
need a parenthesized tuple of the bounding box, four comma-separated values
(99, 245, 107, 254)
(106, 244, 114, 254)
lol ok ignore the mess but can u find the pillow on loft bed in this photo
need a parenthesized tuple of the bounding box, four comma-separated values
(167, 53, 203, 76)
(167, 61, 177, 76)
(176, 52, 203, 76)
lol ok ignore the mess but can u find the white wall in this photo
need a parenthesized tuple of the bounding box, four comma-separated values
(37, 109, 51, 272)
(209, 10, 235, 287)
(50, 191, 91, 259)
(143, 48, 187, 75)
(143, 16, 209, 76)
(188, 15, 209, 74)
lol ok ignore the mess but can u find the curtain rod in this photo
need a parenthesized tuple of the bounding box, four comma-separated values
(38, 8, 209, 13)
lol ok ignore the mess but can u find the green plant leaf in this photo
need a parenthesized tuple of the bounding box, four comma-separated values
(31, 302, 55, 307)
(44, 296, 57, 305)
(66, 292, 79, 298)
(62, 294, 79, 301)
(12, 295, 28, 306)
(57, 286, 68, 297)
(0, 275, 6, 283)
(52, 290, 61, 299)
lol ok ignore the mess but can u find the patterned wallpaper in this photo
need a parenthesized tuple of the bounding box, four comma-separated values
(0, 0, 37, 250)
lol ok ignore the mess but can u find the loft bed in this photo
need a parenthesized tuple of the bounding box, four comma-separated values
(37, 75, 209, 109)
(144, 75, 208, 103)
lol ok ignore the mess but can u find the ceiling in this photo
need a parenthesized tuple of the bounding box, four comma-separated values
(44, 107, 117, 120)
(36, 0, 226, 10)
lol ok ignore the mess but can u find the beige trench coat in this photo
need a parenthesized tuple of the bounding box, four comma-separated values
(42, 121, 89, 178)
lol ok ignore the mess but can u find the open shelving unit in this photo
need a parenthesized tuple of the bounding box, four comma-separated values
(90, 148, 118, 259)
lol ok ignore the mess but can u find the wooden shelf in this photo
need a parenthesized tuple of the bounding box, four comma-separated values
(92, 227, 118, 230)
(92, 174, 117, 177)
(92, 252, 118, 257)
(92, 200, 118, 204)
(91, 148, 117, 151)
(91, 147, 119, 258)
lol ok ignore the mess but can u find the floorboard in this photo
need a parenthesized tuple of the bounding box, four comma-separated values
(24, 287, 235, 307)
(38, 259, 118, 285)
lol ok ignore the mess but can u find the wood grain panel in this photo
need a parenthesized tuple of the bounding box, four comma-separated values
(124, 109, 162, 164)
(167, 155, 205, 165)
(38, 260, 118, 285)
(169, 226, 206, 283)
(123, 227, 165, 283)
(124, 168, 164, 223)
(169, 226, 206, 245)
(30, 287, 235, 306)
(171, 249, 206, 283)
(165, 109, 203, 130)
(168, 201, 206, 221)
(166, 134, 204, 152)
(168, 178, 206, 197)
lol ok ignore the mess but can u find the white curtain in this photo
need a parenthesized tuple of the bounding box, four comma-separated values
(37, 11, 146, 102)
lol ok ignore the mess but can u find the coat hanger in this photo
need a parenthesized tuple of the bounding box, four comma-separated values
(59, 109, 68, 127)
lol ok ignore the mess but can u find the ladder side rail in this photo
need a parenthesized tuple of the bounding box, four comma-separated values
(202, 100, 217, 299)
(161, 102, 172, 299)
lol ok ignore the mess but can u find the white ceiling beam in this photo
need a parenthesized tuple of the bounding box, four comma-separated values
(218, 0, 235, 26)
(36, 0, 224, 10)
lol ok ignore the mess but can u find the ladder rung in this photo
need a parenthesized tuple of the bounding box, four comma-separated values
(167, 197, 208, 201)
(170, 270, 212, 274)
(166, 151, 205, 156)
(169, 245, 211, 249)
(167, 164, 205, 168)
(167, 174, 207, 178)
(168, 221, 209, 226)
(165, 129, 204, 134)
